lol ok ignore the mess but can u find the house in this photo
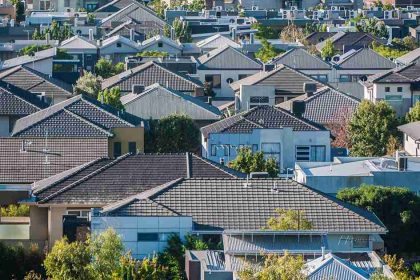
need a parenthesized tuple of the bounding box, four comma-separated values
(120, 83, 221, 126)
(25, 153, 243, 246)
(316, 32, 387, 54)
(305, 32, 337, 46)
(396, 47, 420, 66)
(104, 19, 144, 42)
(59, 35, 98, 72)
(195, 46, 262, 98)
(270, 48, 332, 84)
(398, 121, 420, 156)
(0, 65, 74, 104)
(230, 64, 326, 109)
(361, 63, 420, 116)
(294, 156, 420, 195)
(100, 35, 142, 63)
(200, 105, 331, 171)
(0, 94, 143, 203)
(138, 35, 183, 56)
(102, 61, 204, 96)
(195, 34, 241, 53)
(30, 0, 104, 12)
(0, 47, 56, 76)
(94, 177, 386, 259)
(125, 56, 197, 75)
(408, 26, 420, 45)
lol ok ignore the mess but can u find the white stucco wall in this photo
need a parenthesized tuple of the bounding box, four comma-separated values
(404, 134, 420, 157)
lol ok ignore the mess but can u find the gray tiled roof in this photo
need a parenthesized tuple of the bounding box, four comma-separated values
(363, 63, 420, 85)
(0, 48, 56, 69)
(316, 32, 386, 53)
(197, 46, 262, 70)
(230, 64, 325, 94)
(33, 153, 245, 205)
(396, 47, 420, 65)
(278, 87, 360, 125)
(103, 178, 387, 233)
(335, 48, 396, 70)
(0, 66, 73, 97)
(201, 105, 324, 138)
(102, 61, 203, 93)
(270, 48, 331, 70)
(398, 121, 420, 140)
(12, 94, 140, 137)
(305, 32, 337, 46)
(0, 83, 48, 115)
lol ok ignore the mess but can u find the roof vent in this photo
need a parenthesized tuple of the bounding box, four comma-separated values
(258, 119, 264, 125)
(132, 84, 145, 94)
(243, 175, 251, 188)
(250, 172, 269, 178)
(303, 83, 317, 97)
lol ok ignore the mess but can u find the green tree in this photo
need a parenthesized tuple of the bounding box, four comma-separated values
(89, 228, 124, 280)
(150, 0, 167, 18)
(265, 209, 312, 230)
(188, 0, 205, 11)
(337, 185, 420, 254)
(238, 252, 306, 280)
(15, 1, 25, 22)
(405, 101, 420, 123)
(32, 21, 74, 42)
(348, 100, 398, 157)
(19, 44, 51, 56)
(159, 234, 186, 280)
(356, 18, 389, 38)
(94, 58, 125, 79)
(280, 24, 306, 42)
(115, 253, 168, 279)
(255, 38, 281, 63)
(136, 50, 169, 57)
(228, 147, 279, 177)
(74, 72, 103, 98)
(252, 22, 278, 39)
(0, 204, 29, 217)
(185, 235, 208, 250)
(321, 39, 335, 59)
(44, 238, 95, 280)
(371, 43, 409, 59)
(97, 87, 123, 110)
(172, 18, 192, 43)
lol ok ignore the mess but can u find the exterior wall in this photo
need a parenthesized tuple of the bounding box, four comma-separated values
(91, 215, 193, 259)
(100, 44, 140, 58)
(238, 85, 276, 111)
(203, 128, 330, 172)
(48, 206, 66, 247)
(29, 206, 48, 243)
(0, 116, 10, 137)
(25, 58, 53, 76)
(197, 69, 260, 98)
(109, 127, 144, 157)
(327, 233, 382, 252)
(140, 42, 182, 56)
(404, 134, 420, 157)
(238, 0, 281, 10)
(371, 83, 412, 117)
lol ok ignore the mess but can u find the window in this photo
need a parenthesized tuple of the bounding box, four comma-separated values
(223, 145, 229, 156)
(397, 87, 403, 92)
(353, 235, 369, 248)
(385, 87, 390, 92)
(40, 0, 51, 10)
(275, 96, 285, 104)
(116, 42, 122, 48)
(205, 75, 221, 88)
(67, 210, 90, 220)
(261, 143, 280, 163)
(250, 96, 269, 103)
(158, 42, 163, 48)
(128, 142, 137, 154)
(296, 146, 326, 162)
(138, 233, 159, 242)
(385, 95, 402, 102)
(252, 144, 258, 152)
(86, 55, 92, 61)
(113, 142, 122, 158)
(296, 146, 310, 161)
(226, 78, 234, 84)
(159, 232, 178, 241)
(238, 74, 250, 80)
(339, 75, 351, 82)
(311, 74, 328, 83)
(311, 146, 326, 161)
(211, 144, 216, 156)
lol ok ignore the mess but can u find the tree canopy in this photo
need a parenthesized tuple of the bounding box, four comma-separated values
(337, 185, 420, 254)
(32, 21, 73, 42)
(265, 209, 312, 230)
(321, 39, 335, 59)
(252, 22, 278, 39)
(255, 38, 282, 63)
(406, 101, 420, 123)
(348, 100, 398, 157)
(97, 87, 123, 110)
(94, 58, 125, 79)
(172, 18, 192, 43)
(74, 72, 103, 98)
(229, 147, 279, 177)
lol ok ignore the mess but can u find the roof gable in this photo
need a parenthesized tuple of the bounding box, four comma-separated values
(197, 46, 262, 70)
(0, 84, 46, 116)
(337, 48, 396, 69)
(271, 48, 331, 70)
(196, 34, 240, 49)
(396, 47, 420, 65)
(60, 36, 97, 49)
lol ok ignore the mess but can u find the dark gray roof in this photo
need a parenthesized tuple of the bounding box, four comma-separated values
(0, 82, 48, 116)
(103, 178, 387, 233)
(316, 32, 387, 53)
(398, 121, 420, 140)
(0, 65, 73, 97)
(102, 61, 203, 93)
(363, 63, 420, 85)
(278, 87, 360, 125)
(12, 94, 140, 137)
(305, 32, 337, 46)
(270, 48, 331, 70)
(335, 48, 396, 70)
(396, 47, 420, 65)
(32, 153, 245, 205)
(230, 64, 325, 94)
(95, 0, 134, 12)
(201, 105, 324, 138)
(197, 46, 262, 70)
(0, 48, 56, 69)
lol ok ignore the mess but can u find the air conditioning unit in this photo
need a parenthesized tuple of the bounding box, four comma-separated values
(407, 5, 414, 10)
(332, 55, 341, 62)
(331, 6, 338, 11)
(384, 10, 393, 19)
(251, 5, 259, 11)
(283, 10, 288, 15)
(290, 6, 298, 11)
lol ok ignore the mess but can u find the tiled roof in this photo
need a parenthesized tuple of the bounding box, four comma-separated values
(398, 121, 420, 140)
(33, 153, 245, 205)
(12, 94, 140, 137)
(335, 48, 396, 70)
(363, 63, 420, 85)
(201, 105, 324, 138)
(140, 35, 182, 51)
(196, 34, 240, 49)
(305, 32, 337, 46)
(60, 36, 97, 49)
(0, 82, 48, 115)
(230, 64, 325, 94)
(270, 48, 331, 70)
(0, 65, 73, 97)
(316, 32, 386, 53)
(197, 46, 262, 70)
(102, 61, 203, 93)
(278, 87, 360, 125)
(95, 0, 133, 12)
(396, 47, 420, 65)
(0, 48, 56, 69)
(101, 35, 142, 51)
(103, 178, 387, 233)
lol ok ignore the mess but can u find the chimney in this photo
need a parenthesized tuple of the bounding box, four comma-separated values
(88, 29, 94, 41)
(231, 27, 236, 41)
(291, 100, 305, 117)
(321, 246, 325, 260)
(249, 33, 255, 44)
(207, 96, 212, 105)
(303, 83, 317, 97)
(129, 28, 134, 41)
(132, 84, 145, 94)
(170, 27, 175, 41)
(96, 39, 102, 47)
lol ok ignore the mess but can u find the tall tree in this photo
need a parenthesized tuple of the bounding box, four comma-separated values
(348, 100, 398, 157)
(280, 24, 306, 43)
(172, 18, 192, 43)
(97, 87, 123, 110)
(330, 106, 353, 148)
(321, 39, 335, 59)
(255, 38, 281, 63)
(74, 72, 103, 98)
(406, 101, 420, 123)
(229, 147, 279, 177)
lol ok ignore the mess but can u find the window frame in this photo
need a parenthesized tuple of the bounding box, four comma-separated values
(113, 142, 122, 158)
(128, 142, 137, 154)
(385, 86, 390, 92)
(137, 233, 159, 242)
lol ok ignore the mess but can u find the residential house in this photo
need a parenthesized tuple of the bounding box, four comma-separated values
(100, 35, 142, 63)
(0, 94, 143, 205)
(120, 83, 221, 126)
(94, 177, 386, 259)
(102, 61, 204, 96)
(361, 63, 420, 116)
(316, 32, 387, 54)
(305, 32, 337, 46)
(59, 35, 98, 72)
(0, 65, 73, 104)
(126, 56, 197, 75)
(398, 121, 420, 156)
(294, 156, 420, 195)
(408, 26, 420, 45)
(200, 105, 331, 171)
(230, 64, 326, 110)
(25, 153, 243, 246)
(195, 46, 262, 98)
(194, 34, 241, 53)
(104, 19, 144, 42)
(396, 47, 420, 66)
(138, 35, 183, 56)
(0, 47, 56, 76)
(30, 0, 104, 12)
